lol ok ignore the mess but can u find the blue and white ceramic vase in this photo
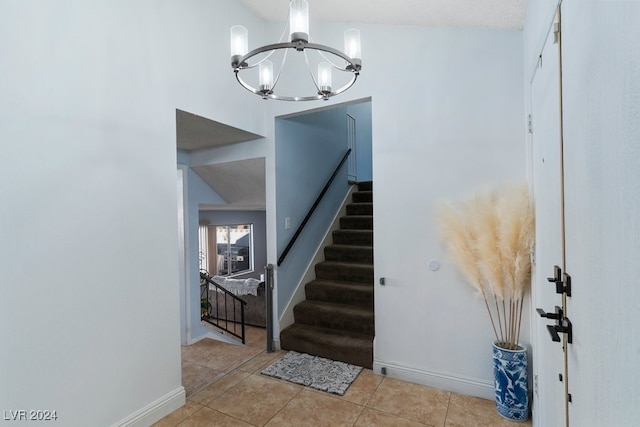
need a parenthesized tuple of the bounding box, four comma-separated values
(492, 342, 529, 422)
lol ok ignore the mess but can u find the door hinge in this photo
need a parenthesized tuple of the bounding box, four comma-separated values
(528, 114, 533, 134)
(553, 22, 561, 44)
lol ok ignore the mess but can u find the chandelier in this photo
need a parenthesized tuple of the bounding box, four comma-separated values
(230, 0, 362, 101)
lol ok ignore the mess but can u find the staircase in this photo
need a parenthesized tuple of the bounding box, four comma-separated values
(280, 181, 374, 368)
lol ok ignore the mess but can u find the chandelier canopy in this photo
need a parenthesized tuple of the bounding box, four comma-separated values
(230, 0, 362, 101)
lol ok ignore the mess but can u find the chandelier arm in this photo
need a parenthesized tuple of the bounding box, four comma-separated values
(306, 36, 345, 71)
(232, 41, 360, 101)
(234, 42, 359, 71)
(303, 49, 321, 92)
(261, 72, 358, 101)
(271, 45, 288, 90)
(316, 50, 351, 72)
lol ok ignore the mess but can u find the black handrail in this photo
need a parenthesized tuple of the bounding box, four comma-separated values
(200, 271, 247, 344)
(277, 148, 351, 266)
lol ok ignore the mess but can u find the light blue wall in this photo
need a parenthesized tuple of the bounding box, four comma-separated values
(275, 107, 350, 316)
(347, 101, 373, 182)
(199, 210, 267, 281)
(178, 151, 228, 340)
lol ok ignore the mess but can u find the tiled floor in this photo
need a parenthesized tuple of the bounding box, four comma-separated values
(154, 325, 531, 426)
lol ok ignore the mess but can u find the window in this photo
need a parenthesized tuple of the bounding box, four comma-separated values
(199, 223, 254, 277)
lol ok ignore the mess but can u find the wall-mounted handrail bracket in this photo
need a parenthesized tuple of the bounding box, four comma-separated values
(547, 265, 572, 296)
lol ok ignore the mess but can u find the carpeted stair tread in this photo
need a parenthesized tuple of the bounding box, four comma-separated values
(324, 244, 373, 264)
(352, 191, 373, 203)
(305, 279, 374, 308)
(340, 215, 373, 230)
(346, 202, 373, 216)
(315, 261, 374, 284)
(357, 181, 373, 192)
(332, 229, 373, 246)
(293, 300, 374, 335)
(279, 181, 375, 370)
(280, 323, 373, 368)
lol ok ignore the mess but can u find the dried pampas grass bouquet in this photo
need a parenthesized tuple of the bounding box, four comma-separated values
(438, 184, 534, 350)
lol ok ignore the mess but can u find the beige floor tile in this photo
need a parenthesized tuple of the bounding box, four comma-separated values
(191, 341, 263, 372)
(339, 369, 383, 406)
(237, 349, 287, 374)
(189, 370, 252, 406)
(208, 373, 302, 426)
(152, 400, 204, 427)
(244, 325, 268, 348)
(176, 406, 253, 427)
(181, 360, 225, 397)
(355, 407, 432, 426)
(444, 393, 531, 427)
(174, 326, 531, 427)
(266, 388, 364, 427)
(368, 378, 450, 426)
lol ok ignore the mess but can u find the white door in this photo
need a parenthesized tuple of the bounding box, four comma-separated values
(530, 9, 568, 426)
(561, 1, 640, 425)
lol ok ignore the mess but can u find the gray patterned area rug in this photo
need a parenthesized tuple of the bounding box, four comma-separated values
(261, 351, 362, 395)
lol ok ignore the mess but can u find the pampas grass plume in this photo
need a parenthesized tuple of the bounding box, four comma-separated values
(438, 184, 535, 349)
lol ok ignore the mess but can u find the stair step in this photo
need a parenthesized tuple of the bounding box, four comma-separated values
(332, 229, 373, 246)
(324, 244, 373, 264)
(279, 181, 375, 369)
(357, 181, 372, 192)
(315, 261, 374, 284)
(294, 300, 374, 335)
(346, 202, 373, 216)
(353, 191, 373, 203)
(340, 215, 373, 230)
(280, 323, 373, 368)
(305, 279, 374, 308)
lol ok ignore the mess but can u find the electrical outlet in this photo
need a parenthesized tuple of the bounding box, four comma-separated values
(285, 217, 291, 230)
(534, 374, 539, 396)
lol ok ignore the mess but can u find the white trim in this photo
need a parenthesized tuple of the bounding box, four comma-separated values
(372, 360, 494, 400)
(177, 164, 191, 346)
(272, 336, 282, 351)
(188, 328, 245, 346)
(278, 185, 357, 330)
(111, 386, 186, 427)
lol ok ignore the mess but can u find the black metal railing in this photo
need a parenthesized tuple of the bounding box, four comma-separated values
(200, 271, 247, 344)
(277, 148, 351, 266)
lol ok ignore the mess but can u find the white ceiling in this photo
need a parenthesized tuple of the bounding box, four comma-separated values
(176, 109, 266, 210)
(241, 0, 529, 30)
(176, 109, 262, 151)
(192, 157, 266, 211)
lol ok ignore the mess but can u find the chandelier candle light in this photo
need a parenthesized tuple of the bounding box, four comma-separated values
(230, 0, 362, 101)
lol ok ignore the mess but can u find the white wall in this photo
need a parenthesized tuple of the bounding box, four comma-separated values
(0, 2, 529, 423)
(0, 1, 266, 425)
(369, 26, 526, 397)
(249, 21, 526, 397)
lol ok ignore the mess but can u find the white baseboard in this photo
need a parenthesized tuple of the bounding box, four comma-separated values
(372, 360, 494, 400)
(112, 386, 186, 427)
(271, 337, 282, 351)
